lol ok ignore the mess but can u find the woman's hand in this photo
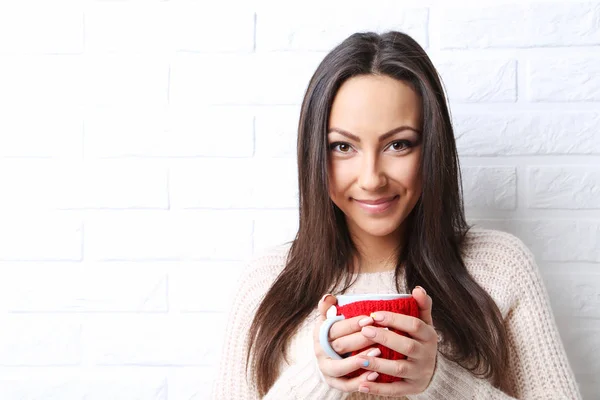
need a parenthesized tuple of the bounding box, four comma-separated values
(312, 294, 382, 392)
(354, 286, 439, 396)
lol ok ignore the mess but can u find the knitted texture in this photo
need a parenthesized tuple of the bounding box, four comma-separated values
(336, 297, 420, 382)
(210, 228, 582, 400)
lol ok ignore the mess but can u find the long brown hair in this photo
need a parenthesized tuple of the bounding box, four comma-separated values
(247, 31, 513, 397)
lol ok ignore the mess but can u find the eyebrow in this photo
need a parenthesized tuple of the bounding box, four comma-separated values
(327, 126, 422, 142)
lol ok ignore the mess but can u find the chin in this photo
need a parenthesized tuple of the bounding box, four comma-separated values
(352, 219, 404, 238)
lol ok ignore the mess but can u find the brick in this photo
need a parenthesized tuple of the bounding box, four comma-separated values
(0, 54, 169, 110)
(454, 112, 600, 155)
(0, 1, 83, 54)
(170, 3, 254, 53)
(84, 1, 172, 53)
(0, 160, 66, 210)
(528, 57, 600, 102)
(468, 220, 600, 263)
(560, 319, 600, 376)
(462, 167, 517, 210)
(169, 52, 324, 105)
(85, 107, 168, 158)
(544, 271, 600, 319)
(0, 55, 83, 108)
(0, 372, 167, 400)
(169, 261, 244, 313)
(0, 213, 82, 261)
(256, 3, 428, 51)
(169, 159, 255, 209)
(527, 2, 600, 46)
(0, 263, 167, 312)
(576, 374, 599, 400)
(528, 167, 600, 209)
(85, 106, 254, 158)
(438, 3, 600, 48)
(433, 58, 517, 102)
(64, 375, 167, 400)
(254, 106, 301, 158)
(168, 367, 216, 400)
(82, 54, 169, 107)
(0, 316, 81, 366)
(0, 160, 168, 210)
(0, 109, 83, 158)
(85, 2, 254, 54)
(168, 106, 255, 157)
(84, 210, 253, 261)
(170, 158, 298, 209)
(85, 314, 225, 366)
(67, 161, 169, 209)
(0, 54, 169, 109)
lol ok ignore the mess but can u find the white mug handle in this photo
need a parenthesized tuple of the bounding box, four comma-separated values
(319, 314, 345, 360)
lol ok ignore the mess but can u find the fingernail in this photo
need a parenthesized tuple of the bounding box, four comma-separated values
(370, 312, 384, 322)
(367, 372, 379, 381)
(362, 326, 376, 338)
(366, 348, 381, 357)
(320, 293, 333, 303)
(357, 358, 369, 367)
(358, 317, 373, 327)
(415, 286, 426, 295)
(359, 386, 370, 393)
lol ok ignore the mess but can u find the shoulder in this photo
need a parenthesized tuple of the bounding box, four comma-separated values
(460, 228, 539, 316)
(461, 227, 536, 266)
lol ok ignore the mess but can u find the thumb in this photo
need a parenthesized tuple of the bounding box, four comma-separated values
(313, 294, 337, 343)
(412, 286, 433, 326)
(317, 293, 337, 320)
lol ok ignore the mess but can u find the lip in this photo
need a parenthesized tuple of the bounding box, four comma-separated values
(353, 195, 399, 213)
(354, 196, 398, 205)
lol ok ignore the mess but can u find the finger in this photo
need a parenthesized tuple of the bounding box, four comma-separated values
(360, 325, 424, 359)
(353, 356, 418, 380)
(329, 315, 374, 340)
(412, 286, 433, 326)
(325, 369, 374, 393)
(330, 331, 376, 355)
(369, 311, 436, 342)
(319, 346, 382, 378)
(357, 379, 414, 397)
(318, 294, 337, 318)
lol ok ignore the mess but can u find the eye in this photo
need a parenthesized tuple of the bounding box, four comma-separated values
(329, 142, 353, 153)
(387, 140, 413, 152)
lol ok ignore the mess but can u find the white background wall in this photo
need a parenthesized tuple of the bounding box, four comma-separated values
(0, 0, 598, 398)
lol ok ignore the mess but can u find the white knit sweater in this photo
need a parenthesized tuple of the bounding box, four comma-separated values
(211, 228, 582, 399)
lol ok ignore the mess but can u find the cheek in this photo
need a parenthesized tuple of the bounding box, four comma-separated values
(383, 158, 419, 186)
(399, 163, 421, 188)
(395, 152, 422, 189)
(328, 160, 355, 194)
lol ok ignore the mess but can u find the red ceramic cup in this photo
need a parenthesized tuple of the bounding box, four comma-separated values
(319, 293, 420, 383)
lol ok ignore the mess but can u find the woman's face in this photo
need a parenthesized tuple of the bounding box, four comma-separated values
(327, 74, 423, 241)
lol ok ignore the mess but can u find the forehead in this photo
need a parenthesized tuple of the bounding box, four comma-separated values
(328, 74, 422, 131)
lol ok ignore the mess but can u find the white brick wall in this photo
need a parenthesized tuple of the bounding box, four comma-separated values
(0, 0, 598, 398)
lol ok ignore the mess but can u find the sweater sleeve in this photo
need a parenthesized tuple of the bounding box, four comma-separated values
(210, 248, 349, 400)
(408, 235, 582, 400)
(264, 357, 349, 400)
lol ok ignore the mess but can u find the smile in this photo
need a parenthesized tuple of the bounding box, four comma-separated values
(353, 195, 399, 213)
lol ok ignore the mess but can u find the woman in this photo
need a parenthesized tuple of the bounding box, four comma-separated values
(211, 31, 581, 399)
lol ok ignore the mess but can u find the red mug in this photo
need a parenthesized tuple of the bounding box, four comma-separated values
(319, 293, 420, 383)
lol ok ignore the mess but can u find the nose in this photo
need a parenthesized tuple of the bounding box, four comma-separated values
(358, 153, 387, 191)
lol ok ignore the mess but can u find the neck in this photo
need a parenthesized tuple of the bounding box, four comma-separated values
(350, 228, 404, 274)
